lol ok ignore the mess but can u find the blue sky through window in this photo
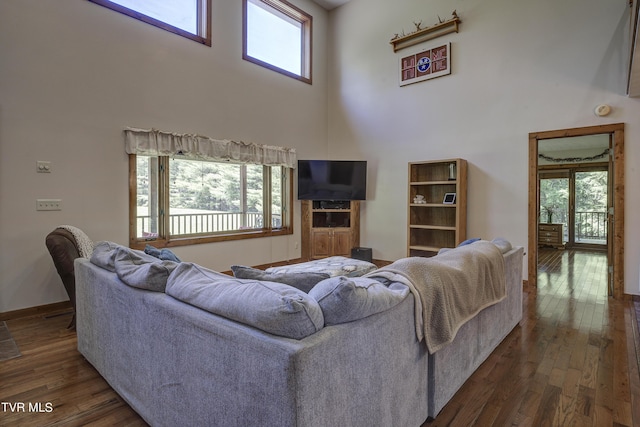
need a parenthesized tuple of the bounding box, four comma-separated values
(246, 1, 302, 76)
(109, 0, 198, 34)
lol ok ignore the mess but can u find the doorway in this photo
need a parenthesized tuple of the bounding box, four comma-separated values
(528, 123, 625, 298)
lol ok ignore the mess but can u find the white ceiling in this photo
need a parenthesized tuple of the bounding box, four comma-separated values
(312, 0, 350, 10)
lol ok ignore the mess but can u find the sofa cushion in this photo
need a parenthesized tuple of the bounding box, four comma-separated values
(90, 241, 126, 272)
(491, 237, 513, 253)
(144, 244, 181, 262)
(438, 238, 513, 255)
(166, 263, 324, 339)
(90, 241, 177, 291)
(230, 265, 330, 293)
(265, 256, 377, 278)
(308, 276, 409, 325)
(114, 247, 178, 292)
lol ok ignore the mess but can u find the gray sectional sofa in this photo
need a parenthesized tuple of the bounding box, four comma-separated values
(75, 241, 523, 426)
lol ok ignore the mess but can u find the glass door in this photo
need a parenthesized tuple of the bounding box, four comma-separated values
(539, 172, 569, 244)
(574, 169, 608, 246)
(539, 168, 608, 248)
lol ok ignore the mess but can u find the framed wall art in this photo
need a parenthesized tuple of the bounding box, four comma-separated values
(399, 42, 451, 87)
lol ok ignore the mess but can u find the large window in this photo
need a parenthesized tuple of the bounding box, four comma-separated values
(243, 0, 312, 84)
(132, 155, 292, 248)
(89, 0, 212, 46)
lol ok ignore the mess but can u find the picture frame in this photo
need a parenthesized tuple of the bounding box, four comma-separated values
(443, 193, 456, 204)
(399, 42, 451, 87)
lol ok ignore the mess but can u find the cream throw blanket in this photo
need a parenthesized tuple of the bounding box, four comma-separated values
(365, 241, 505, 353)
(58, 225, 94, 258)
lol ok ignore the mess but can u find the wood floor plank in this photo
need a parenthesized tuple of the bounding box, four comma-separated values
(532, 383, 562, 426)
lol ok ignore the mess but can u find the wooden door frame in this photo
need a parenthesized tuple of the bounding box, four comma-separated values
(528, 123, 625, 298)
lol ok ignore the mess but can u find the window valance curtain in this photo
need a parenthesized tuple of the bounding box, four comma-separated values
(124, 127, 296, 168)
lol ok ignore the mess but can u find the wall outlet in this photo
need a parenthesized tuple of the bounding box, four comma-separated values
(36, 161, 52, 173)
(37, 199, 62, 211)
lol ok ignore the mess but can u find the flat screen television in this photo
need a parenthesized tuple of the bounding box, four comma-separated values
(297, 160, 367, 201)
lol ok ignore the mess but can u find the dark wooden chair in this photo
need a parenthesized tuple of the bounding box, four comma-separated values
(45, 227, 91, 329)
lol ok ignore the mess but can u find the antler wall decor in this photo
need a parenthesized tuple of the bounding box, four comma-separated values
(390, 10, 461, 52)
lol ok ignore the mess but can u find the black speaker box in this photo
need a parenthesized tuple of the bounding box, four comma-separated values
(351, 247, 372, 263)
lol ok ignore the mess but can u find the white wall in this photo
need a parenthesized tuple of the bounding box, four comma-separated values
(327, 0, 640, 293)
(3, 0, 640, 313)
(0, 0, 329, 313)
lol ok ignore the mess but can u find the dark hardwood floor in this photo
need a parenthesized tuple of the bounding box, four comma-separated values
(0, 310, 147, 426)
(1, 248, 639, 426)
(426, 248, 640, 426)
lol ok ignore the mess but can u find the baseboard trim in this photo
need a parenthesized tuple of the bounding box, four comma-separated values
(0, 301, 72, 321)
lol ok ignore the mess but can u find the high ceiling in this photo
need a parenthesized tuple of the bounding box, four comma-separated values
(312, 0, 350, 10)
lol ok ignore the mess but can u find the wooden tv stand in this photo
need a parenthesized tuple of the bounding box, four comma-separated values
(301, 200, 360, 260)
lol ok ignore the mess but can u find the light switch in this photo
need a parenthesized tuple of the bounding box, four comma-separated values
(36, 199, 62, 211)
(37, 161, 52, 173)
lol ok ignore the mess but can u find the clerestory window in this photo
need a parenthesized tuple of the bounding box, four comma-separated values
(243, 0, 312, 84)
(89, 0, 212, 46)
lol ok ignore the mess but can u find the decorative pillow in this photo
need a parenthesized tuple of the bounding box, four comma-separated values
(167, 263, 324, 339)
(308, 276, 409, 326)
(458, 238, 481, 247)
(144, 244, 181, 262)
(438, 237, 481, 254)
(491, 237, 513, 253)
(230, 265, 330, 293)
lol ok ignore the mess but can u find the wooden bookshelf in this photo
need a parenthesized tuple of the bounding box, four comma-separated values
(408, 159, 467, 257)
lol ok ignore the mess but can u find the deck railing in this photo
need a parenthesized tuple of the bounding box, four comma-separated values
(137, 212, 282, 237)
(540, 210, 607, 243)
(575, 211, 607, 242)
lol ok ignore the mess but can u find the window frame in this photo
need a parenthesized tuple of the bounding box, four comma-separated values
(128, 154, 293, 250)
(242, 0, 313, 84)
(89, 0, 212, 46)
